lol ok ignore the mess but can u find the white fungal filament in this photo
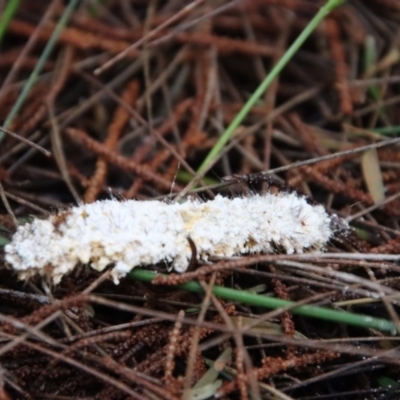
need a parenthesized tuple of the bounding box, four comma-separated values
(5, 193, 340, 284)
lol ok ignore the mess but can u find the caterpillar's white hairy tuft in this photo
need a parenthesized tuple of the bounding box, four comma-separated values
(5, 193, 343, 284)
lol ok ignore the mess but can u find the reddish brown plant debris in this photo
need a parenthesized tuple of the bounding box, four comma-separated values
(1, 1, 400, 398)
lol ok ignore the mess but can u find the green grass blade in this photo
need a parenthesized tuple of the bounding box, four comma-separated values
(177, 170, 218, 186)
(1, 0, 80, 141)
(363, 35, 389, 123)
(372, 125, 400, 136)
(128, 268, 396, 334)
(0, 0, 21, 44)
(197, 0, 346, 173)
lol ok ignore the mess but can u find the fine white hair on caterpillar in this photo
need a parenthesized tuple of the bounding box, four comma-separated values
(4, 192, 345, 284)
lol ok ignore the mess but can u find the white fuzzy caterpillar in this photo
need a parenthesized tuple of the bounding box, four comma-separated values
(4, 192, 343, 284)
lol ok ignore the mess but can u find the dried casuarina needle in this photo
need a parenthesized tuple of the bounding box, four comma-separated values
(5, 192, 343, 284)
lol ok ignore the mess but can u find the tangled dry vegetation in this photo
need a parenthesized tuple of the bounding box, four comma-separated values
(1, 0, 400, 399)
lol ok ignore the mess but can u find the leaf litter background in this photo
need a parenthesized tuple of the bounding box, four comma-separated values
(1, 0, 400, 399)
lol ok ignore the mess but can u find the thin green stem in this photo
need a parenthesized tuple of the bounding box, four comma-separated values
(197, 0, 346, 173)
(1, 0, 80, 141)
(373, 126, 400, 136)
(0, 0, 21, 44)
(128, 268, 396, 334)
